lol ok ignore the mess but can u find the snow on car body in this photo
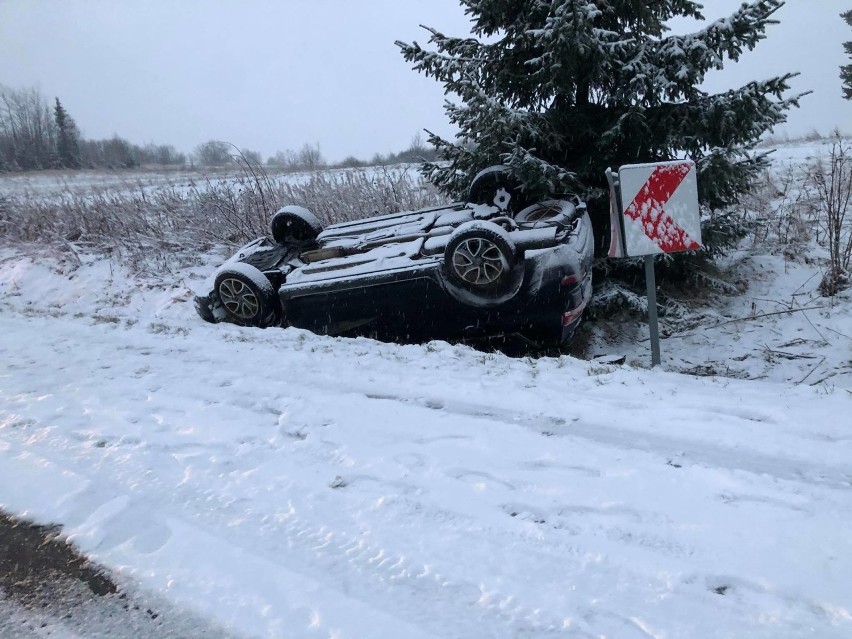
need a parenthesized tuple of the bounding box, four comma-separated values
(195, 167, 594, 348)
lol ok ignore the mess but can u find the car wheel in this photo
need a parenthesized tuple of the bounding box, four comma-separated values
(214, 263, 281, 328)
(444, 221, 517, 293)
(468, 166, 527, 214)
(270, 206, 324, 245)
(514, 203, 563, 224)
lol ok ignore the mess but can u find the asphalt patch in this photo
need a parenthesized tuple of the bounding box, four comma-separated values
(0, 509, 117, 604)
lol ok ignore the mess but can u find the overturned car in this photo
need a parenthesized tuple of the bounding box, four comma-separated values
(195, 167, 595, 348)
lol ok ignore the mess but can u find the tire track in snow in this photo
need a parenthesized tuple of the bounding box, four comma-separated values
(2, 313, 851, 638)
(0, 425, 591, 639)
(0, 320, 737, 637)
(326, 389, 852, 490)
(0, 322, 593, 637)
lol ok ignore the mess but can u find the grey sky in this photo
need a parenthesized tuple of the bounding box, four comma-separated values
(1, 0, 849, 162)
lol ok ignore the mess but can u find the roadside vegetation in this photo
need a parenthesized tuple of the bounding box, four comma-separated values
(0, 157, 447, 273)
(741, 137, 851, 297)
(1, 135, 849, 303)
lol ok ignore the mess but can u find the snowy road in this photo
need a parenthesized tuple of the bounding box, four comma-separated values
(1, 285, 851, 638)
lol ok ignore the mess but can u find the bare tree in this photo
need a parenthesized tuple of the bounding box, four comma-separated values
(266, 149, 297, 168)
(812, 140, 852, 295)
(194, 140, 232, 167)
(102, 135, 139, 168)
(240, 148, 262, 165)
(409, 131, 426, 156)
(296, 142, 325, 170)
(0, 85, 57, 170)
(143, 143, 186, 166)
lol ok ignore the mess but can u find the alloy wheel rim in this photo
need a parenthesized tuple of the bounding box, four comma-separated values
(218, 278, 260, 319)
(452, 238, 506, 286)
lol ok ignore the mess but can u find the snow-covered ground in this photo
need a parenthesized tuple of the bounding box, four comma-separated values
(0, 166, 304, 199)
(1, 142, 851, 638)
(0, 163, 410, 202)
(578, 250, 852, 388)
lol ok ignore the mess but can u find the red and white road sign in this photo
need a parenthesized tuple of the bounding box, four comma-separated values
(615, 160, 701, 257)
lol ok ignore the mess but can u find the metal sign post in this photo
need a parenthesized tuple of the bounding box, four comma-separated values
(644, 255, 661, 367)
(607, 161, 701, 368)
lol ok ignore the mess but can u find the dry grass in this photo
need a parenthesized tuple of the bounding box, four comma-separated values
(0, 161, 448, 272)
(740, 165, 818, 258)
(723, 138, 852, 296)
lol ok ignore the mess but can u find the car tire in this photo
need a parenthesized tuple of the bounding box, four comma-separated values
(514, 202, 563, 224)
(468, 166, 527, 214)
(214, 263, 281, 328)
(270, 206, 324, 245)
(444, 221, 517, 294)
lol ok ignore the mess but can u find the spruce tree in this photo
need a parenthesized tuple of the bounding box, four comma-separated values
(843, 10, 852, 100)
(398, 1, 803, 256)
(54, 98, 81, 169)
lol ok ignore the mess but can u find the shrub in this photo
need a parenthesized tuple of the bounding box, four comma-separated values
(811, 140, 852, 295)
(0, 162, 448, 273)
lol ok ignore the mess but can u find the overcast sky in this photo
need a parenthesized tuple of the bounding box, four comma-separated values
(1, 0, 849, 162)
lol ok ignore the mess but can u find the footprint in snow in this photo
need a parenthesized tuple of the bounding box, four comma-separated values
(450, 469, 516, 491)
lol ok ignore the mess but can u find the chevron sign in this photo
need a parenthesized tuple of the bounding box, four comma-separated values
(616, 160, 701, 257)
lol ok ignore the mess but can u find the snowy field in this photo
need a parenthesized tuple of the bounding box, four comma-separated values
(0, 165, 308, 199)
(0, 163, 407, 203)
(0, 167, 242, 206)
(1, 142, 851, 638)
